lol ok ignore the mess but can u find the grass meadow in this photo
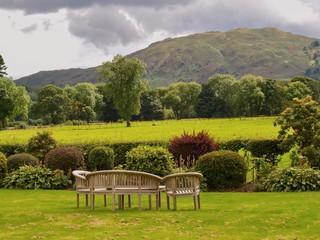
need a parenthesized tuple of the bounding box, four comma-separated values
(0, 190, 319, 240)
(0, 117, 279, 145)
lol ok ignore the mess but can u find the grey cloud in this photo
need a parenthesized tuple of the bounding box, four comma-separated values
(43, 19, 52, 31)
(21, 23, 38, 33)
(67, 6, 144, 53)
(0, 0, 192, 14)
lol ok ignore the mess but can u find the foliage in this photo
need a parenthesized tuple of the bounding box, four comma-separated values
(168, 130, 218, 167)
(0, 144, 25, 156)
(195, 150, 247, 190)
(26, 130, 57, 162)
(125, 145, 173, 177)
(250, 157, 273, 181)
(299, 146, 320, 169)
(0, 151, 7, 187)
(235, 75, 265, 116)
(0, 77, 30, 128)
(246, 139, 284, 165)
(263, 167, 320, 192)
(3, 166, 70, 189)
(0, 54, 7, 77)
(31, 85, 70, 125)
(44, 147, 85, 176)
(7, 153, 39, 173)
(97, 54, 147, 127)
(284, 81, 312, 101)
(135, 89, 164, 121)
(274, 96, 320, 154)
(218, 139, 248, 152)
(161, 82, 201, 119)
(88, 146, 114, 170)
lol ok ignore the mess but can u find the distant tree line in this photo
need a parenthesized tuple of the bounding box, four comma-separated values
(1, 54, 320, 129)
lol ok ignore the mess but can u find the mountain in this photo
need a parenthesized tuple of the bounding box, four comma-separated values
(15, 27, 319, 89)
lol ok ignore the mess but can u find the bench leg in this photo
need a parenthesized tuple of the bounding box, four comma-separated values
(167, 195, 170, 210)
(173, 196, 177, 211)
(193, 196, 197, 210)
(85, 194, 88, 207)
(104, 194, 107, 207)
(138, 194, 142, 210)
(112, 194, 115, 211)
(128, 195, 131, 208)
(90, 193, 95, 210)
(76, 194, 79, 208)
(148, 195, 152, 210)
(198, 195, 200, 209)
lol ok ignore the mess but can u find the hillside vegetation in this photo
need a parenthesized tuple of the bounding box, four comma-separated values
(15, 27, 318, 88)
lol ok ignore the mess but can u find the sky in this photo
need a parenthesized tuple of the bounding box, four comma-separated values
(0, 0, 320, 79)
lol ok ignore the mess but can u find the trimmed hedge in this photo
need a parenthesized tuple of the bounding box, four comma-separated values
(196, 150, 247, 190)
(88, 146, 114, 170)
(125, 145, 173, 177)
(7, 153, 39, 173)
(44, 147, 85, 176)
(0, 152, 7, 187)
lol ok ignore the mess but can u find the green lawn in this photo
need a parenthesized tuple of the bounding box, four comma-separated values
(0, 189, 319, 239)
(0, 117, 279, 145)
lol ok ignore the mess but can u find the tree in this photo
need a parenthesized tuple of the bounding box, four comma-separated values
(196, 74, 237, 117)
(161, 82, 201, 119)
(285, 81, 312, 101)
(31, 85, 69, 124)
(0, 77, 30, 128)
(136, 89, 164, 121)
(235, 75, 265, 116)
(64, 83, 103, 123)
(0, 55, 7, 77)
(97, 55, 147, 127)
(274, 96, 320, 168)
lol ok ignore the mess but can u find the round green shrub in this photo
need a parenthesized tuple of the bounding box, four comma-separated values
(195, 150, 247, 190)
(0, 152, 7, 187)
(263, 167, 320, 192)
(7, 153, 39, 173)
(3, 165, 71, 189)
(88, 146, 114, 170)
(44, 147, 85, 176)
(125, 145, 173, 177)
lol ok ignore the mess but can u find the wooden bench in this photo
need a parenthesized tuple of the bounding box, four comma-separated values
(85, 170, 162, 211)
(162, 172, 203, 210)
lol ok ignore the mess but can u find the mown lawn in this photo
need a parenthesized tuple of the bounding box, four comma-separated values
(0, 189, 319, 239)
(0, 117, 279, 145)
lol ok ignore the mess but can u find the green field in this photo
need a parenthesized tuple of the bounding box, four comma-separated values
(0, 190, 319, 239)
(0, 117, 279, 145)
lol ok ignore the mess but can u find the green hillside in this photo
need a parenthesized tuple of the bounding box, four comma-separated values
(15, 27, 319, 89)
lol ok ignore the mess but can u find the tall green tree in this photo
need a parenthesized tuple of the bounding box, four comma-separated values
(161, 82, 201, 119)
(136, 89, 164, 121)
(0, 55, 7, 77)
(31, 85, 69, 125)
(0, 77, 30, 128)
(235, 75, 265, 116)
(97, 55, 147, 127)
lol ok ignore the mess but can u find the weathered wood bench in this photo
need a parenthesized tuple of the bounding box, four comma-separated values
(85, 170, 162, 211)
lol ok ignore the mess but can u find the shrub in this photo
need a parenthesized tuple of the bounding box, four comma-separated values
(168, 130, 218, 167)
(218, 139, 248, 152)
(263, 168, 320, 192)
(26, 130, 57, 162)
(125, 145, 173, 177)
(88, 146, 114, 170)
(247, 139, 284, 165)
(299, 146, 320, 169)
(0, 152, 7, 187)
(44, 147, 85, 176)
(3, 166, 71, 189)
(7, 153, 39, 173)
(195, 150, 247, 190)
(0, 144, 25, 157)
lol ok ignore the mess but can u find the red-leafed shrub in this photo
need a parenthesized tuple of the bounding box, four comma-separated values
(168, 130, 218, 167)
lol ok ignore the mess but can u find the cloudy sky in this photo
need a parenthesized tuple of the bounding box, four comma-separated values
(0, 0, 320, 79)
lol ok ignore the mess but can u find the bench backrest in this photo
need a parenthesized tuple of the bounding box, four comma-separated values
(162, 172, 203, 193)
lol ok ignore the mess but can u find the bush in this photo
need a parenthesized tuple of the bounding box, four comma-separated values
(44, 147, 85, 176)
(246, 139, 284, 165)
(0, 144, 26, 157)
(88, 146, 114, 170)
(263, 168, 320, 192)
(168, 130, 218, 167)
(125, 145, 173, 177)
(195, 150, 247, 190)
(26, 130, 57, 162)
(3, 166, 71, 189)
(299, 146, 320, 169)
(7, 153, 39, 173)
(218, 139, 248, 152)
(0, 152, 7, 187)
